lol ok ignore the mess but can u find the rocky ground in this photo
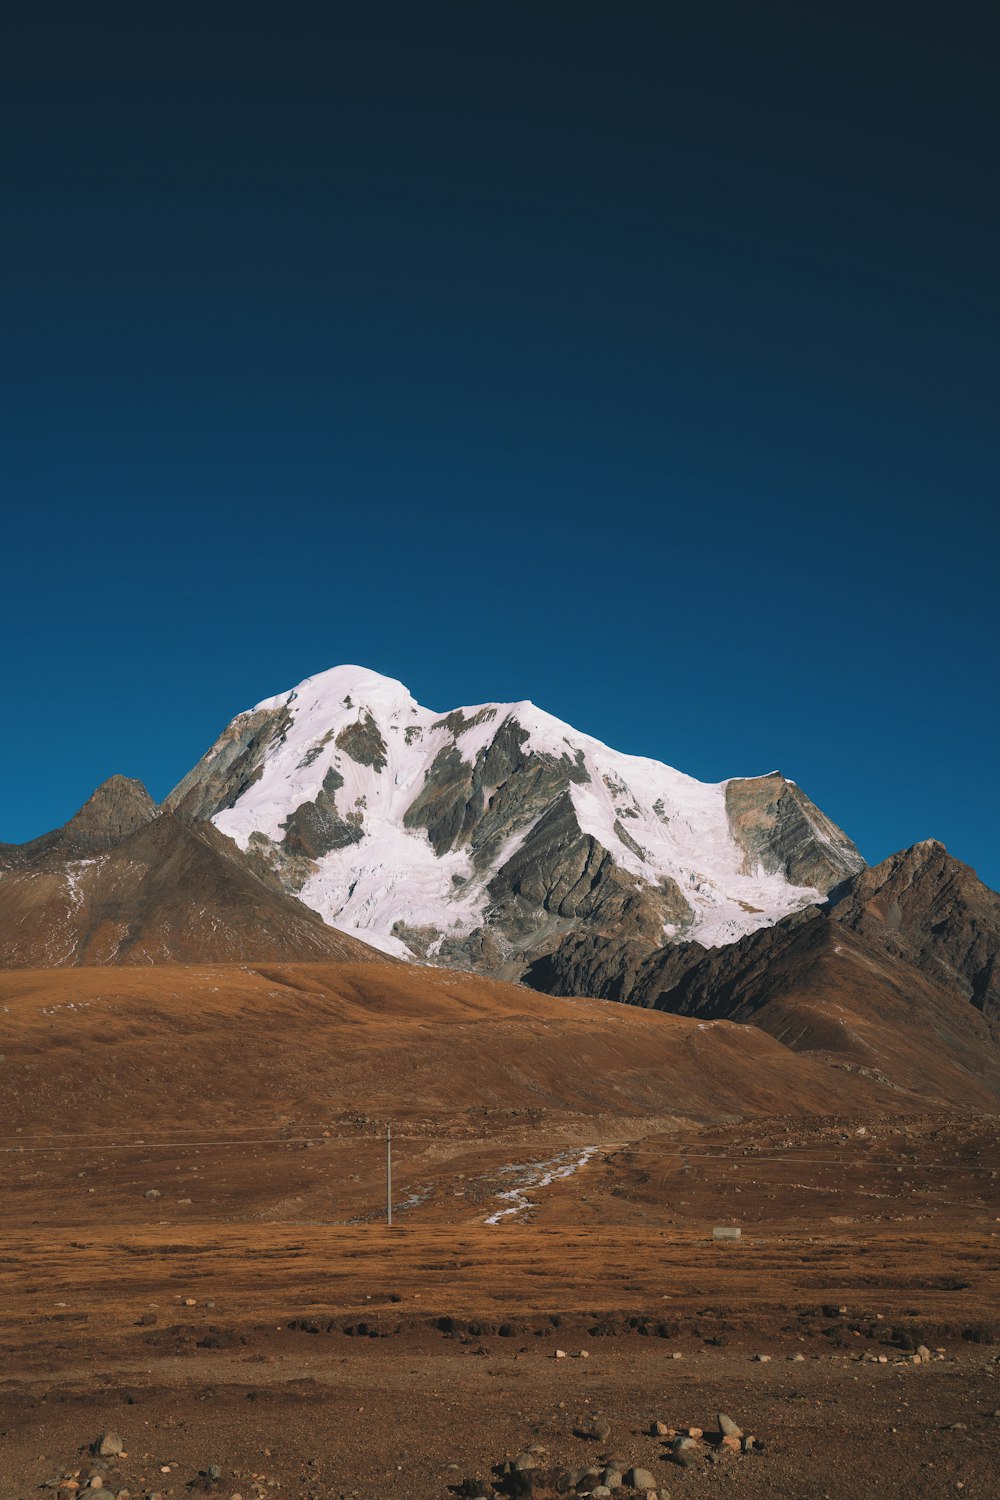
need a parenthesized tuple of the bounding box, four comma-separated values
(2, 1328, 999, 1499)
(3, 1110, 998, 1500)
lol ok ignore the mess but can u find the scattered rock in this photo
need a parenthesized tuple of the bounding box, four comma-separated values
(717, 1413, 742, 1439)
(577, 1418, 611, 1442)
(624, 1469, 655, 1492)
(96, 1435, 124, 1458)
(143, 1189, 161, 1200)
(752, 1353, 771, 1362)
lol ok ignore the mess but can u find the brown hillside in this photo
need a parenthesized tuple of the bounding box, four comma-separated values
(0, 960, 900, 1148)
(0, 815, 387, 968)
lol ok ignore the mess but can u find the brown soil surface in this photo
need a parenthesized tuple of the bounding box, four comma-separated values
(2, 963, 998, 1498)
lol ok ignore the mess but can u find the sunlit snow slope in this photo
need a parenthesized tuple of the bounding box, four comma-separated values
(166, 666, 864, 970)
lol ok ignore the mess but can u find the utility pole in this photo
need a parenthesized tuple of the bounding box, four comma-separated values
(386, 1121, 393, 1226)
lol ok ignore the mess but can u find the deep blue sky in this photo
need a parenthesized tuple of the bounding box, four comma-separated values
(2, 4, 998, 887)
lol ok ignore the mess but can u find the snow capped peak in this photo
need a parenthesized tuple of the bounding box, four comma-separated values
(254, 663, 416, 715)
(171, 664, 865, 970)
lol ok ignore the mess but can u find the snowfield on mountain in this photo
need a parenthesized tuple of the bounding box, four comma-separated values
(166, 665, 865, 973)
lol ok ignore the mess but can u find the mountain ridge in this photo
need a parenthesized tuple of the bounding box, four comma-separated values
(0, 781, 389, 968)
(164, 664, 865, 974)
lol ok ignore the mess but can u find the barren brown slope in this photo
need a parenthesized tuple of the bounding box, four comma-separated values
(0, 959, 901, 1149)
(0, 815, 387, 967)
(579, 916, 1000, 1109)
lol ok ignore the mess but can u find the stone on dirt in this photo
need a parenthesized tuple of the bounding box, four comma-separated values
(96, 1435, 124, 1457)
(577, 1417, 611, 1442)
(717, 1413, 742, 1438)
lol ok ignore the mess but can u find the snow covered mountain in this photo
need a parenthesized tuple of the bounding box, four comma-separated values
(166, 665, 865, 976)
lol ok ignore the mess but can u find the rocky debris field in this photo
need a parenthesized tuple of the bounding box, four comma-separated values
(461, 1408, 765, 1497)
(3, 1335, 1000, 1500)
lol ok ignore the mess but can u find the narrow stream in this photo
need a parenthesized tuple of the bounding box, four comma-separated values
(484, 1146, 602, 1225)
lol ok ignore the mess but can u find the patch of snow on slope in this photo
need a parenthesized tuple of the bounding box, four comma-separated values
(211, 666, 827, 954)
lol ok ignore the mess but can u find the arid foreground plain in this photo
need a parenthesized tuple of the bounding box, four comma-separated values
(2, 960, 998, 1500)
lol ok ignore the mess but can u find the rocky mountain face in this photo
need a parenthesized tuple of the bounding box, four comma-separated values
(165, 665, 865, 975)
(0, 779, 388, 968)
(829, 840, 1000, 1021)
(0, 774, 158, 869)
(524, 842, 1000, 1105)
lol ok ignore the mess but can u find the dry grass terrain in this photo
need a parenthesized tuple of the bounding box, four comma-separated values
(1, 962, 998, 1499)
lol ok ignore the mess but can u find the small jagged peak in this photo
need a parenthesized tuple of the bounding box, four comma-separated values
(62, 775, 158, 850)
(877, 839, 950, 875)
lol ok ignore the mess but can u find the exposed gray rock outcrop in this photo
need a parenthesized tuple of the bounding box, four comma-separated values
(724, 773, 864, 892)
(165, 701, 294, 820)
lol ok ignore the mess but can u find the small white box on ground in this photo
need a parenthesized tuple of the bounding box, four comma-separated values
(712, 1225, 741, 1240)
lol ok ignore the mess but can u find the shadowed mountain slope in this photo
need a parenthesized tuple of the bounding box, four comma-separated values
(524, 844, 1000, 1109)
(828, 840, 1000, 1021)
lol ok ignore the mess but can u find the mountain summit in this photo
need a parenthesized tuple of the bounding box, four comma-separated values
(0, 774, 157, 869)
(166, 665, 864, 976)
